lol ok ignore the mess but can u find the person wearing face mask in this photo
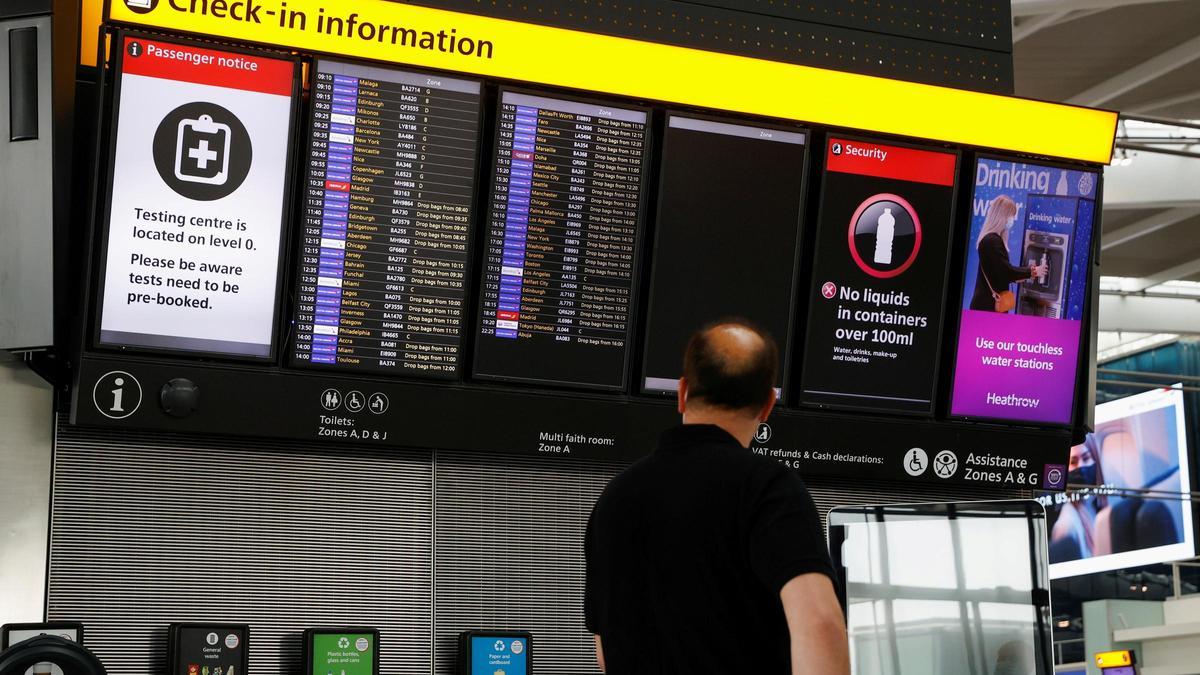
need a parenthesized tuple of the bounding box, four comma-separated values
(1049, 436, 1108, 561)
(969, 195, 1048, 312)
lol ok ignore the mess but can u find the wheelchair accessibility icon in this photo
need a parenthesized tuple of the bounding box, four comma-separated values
(904, 448, 928, 477)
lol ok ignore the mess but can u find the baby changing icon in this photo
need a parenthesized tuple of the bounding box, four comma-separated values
(175, 114, 231, 186)
(153, 101, 252, 201)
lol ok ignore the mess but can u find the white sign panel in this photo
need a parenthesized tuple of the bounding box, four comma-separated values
(98, 35, 296, 358)
(1045, 386, 1194, 579)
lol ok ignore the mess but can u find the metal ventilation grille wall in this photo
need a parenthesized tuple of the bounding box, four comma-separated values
(48, 418, 433, 674)
(429, 452, 1028, 674)
(432, 450, 623, 675)
(50, 418, 1034, 674)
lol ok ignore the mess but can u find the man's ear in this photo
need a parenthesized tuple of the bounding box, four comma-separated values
(759, 392, 777, 422)
(677, 377, 688, 415)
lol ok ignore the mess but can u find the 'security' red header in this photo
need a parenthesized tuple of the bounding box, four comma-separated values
(826, 138, 957, 187)
(120, 36, 294, 97)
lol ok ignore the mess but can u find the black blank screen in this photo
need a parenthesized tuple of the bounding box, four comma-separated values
(641, 116, 807, 395)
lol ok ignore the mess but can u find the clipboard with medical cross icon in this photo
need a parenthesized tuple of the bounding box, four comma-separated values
(175, 113, 232, 185)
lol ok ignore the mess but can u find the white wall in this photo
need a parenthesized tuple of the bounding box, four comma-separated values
(0, 354, 53, 625)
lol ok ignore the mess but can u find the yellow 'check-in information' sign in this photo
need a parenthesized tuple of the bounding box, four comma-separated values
(105, 0, 1117, 164)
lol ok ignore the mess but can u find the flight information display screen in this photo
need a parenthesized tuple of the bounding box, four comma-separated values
(641, 115, 808, 396)
(290, 60, 482, 378)
(473, 91, 650, 390)
(798, 136, 958, 414)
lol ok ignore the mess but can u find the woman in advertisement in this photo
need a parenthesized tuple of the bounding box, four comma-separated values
(1050, 409, 1185, 566)
(969, 195, 1048, 312)
(1049, 435, 1108, 562)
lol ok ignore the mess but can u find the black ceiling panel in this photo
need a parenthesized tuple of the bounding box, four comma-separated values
(688, 0, 1012, 52)
(396, 0, 1014, 93)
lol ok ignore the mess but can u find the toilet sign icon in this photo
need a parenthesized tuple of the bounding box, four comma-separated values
(92, 371, 142, 420)
(320, 389, 342, 411)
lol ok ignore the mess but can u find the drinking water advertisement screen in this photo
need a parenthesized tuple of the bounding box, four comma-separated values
(950, 157, 1098, 424)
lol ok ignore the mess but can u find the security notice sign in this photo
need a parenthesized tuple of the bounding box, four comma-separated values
(97, 34, 298, 358)
(798, 137, 958, 414)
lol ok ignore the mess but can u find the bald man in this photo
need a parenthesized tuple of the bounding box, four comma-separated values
(584, 319, 849, 675)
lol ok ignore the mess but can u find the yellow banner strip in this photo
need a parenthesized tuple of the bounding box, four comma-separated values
(81, 0, 104, 66)
(104, 0, 1117, 164)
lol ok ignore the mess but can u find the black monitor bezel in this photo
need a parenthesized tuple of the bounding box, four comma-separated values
(469, 86, 655, 392)
(944, 152, 1101, 429)
(795, 132, 961, 417)
(283, 57, 488, 381)
(637, 109, 811, 400)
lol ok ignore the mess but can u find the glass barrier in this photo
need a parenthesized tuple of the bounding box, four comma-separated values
(828, 501, 1053, 675)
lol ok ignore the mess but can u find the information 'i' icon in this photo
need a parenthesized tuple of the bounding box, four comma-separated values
(111, 378, 126, 413)
(92, 371, 142, 419)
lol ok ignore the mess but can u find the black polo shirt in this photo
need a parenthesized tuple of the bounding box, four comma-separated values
(584, 424, 836, 675)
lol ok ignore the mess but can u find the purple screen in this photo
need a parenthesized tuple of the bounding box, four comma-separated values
(949, 158, 1097, 424)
